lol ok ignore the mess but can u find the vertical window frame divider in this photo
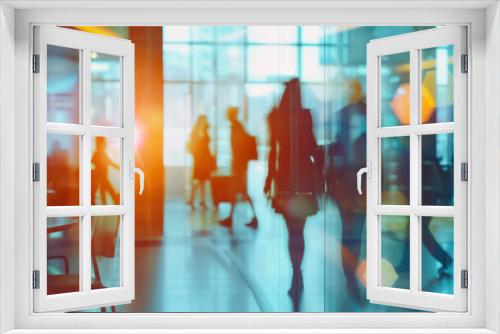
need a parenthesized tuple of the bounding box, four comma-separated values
(409, 47, 421, 295)
(82, 47, 92, 294)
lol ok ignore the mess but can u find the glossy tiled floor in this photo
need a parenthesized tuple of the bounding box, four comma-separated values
(94, 171, 453, 313)
(74, 161, 454, 313)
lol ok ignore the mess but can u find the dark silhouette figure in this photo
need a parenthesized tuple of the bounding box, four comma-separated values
(328, 80, 367, 305)
(91, 137, 120, 205)
(187, 115, 215, 210)
(219, 107, 258, 229)
(47, 141, 78, 206)
(398, 115, 453, 277)
(265, 78, 320, 311)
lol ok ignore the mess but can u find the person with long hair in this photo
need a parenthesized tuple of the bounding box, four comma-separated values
(264, 78, 320, 311)
(187, 115, 215, 210)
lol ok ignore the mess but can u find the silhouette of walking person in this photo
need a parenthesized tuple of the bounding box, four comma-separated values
(91, 137, 120, 205)
(187, 115, 215, 210)
(264, 78, 320, 312)
(219, 106, 258, 229)
(328, 80, 367, 305)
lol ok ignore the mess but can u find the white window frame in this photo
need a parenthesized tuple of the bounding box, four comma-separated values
(365, 26, 467, 312)
(33, 26, 136, 312)
(0, 1, 498, 333)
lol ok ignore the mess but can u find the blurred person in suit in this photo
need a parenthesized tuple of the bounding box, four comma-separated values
(219, 106, 258, 229)
(327, 80, 367, 305)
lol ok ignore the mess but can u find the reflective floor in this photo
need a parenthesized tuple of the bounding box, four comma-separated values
(87, 162, 453, 313)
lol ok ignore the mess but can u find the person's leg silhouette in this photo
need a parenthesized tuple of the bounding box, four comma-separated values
(285, 216, 306, 312)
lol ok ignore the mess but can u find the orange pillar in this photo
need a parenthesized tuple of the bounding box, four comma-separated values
(129, 27, 164, 240)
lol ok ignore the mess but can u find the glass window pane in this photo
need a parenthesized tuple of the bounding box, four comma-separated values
(421, 45, 454, 123)
(247, 26, 298, 44)
(421, 133, 454, 206)
(247, 45, 298, 82)
(193, 45, 215, 82)
(300, 26, 323, 44)
(163, 83, 192, 167)
(163, 44, 190, 81)
(91, 137, 121, 205)
(47, 134, 80, 206)
(301, 46, 325, 82)
(192, 26, 215, 42)
(381, 136, 410, 205)
(47, 45, 80, 124)
(246, 83, 281, 163)
(217, 45, 244, 82)
(91, 216, 121, 289)
(381, 52, 410, 127)
(163, 26, 191, 43)
(216, 26, 245, 43)
(47, 217, 80, 295)
(421, 216, 454, 294)
(324, 25, 353, 45)
(380, 215, 410, 289)
(91, 52, 121, 127)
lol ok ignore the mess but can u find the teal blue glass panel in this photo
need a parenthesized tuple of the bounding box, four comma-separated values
(47, 45, 80, 124)
(47, 216, 80, 295)
(381, 215, 410, 289)
(380, 52, 410, 127)
(91, 216, 121, 289)
(421, 217, 454, 295)
(381, 136, 410, 205)
(91, 52, 121, 127)
(421, 45, 454, 124)
(421, 133, 454, 206)
(163, 44, 190, 81)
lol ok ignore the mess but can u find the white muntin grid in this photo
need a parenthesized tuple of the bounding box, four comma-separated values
(33, 26, 135, 313)
(366, 26, 467, 312)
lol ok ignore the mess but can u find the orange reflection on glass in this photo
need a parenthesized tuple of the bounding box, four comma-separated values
(47, 134, 80, 206)
(91, 137, 121, 205)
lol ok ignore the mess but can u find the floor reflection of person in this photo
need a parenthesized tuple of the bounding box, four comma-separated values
(264, 78, 320, 312)
(328, 80, 367, 305)
(219, 107, 258, 229)
(187, 115, 215, 210)
(91, 137, 120, 205)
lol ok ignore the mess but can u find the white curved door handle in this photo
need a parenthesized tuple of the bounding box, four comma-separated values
(357, 166, 368, 195)
(129, 162, 145, 195)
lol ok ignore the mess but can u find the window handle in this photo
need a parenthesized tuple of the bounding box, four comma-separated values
(356, 163, 371, 195)
(129, 162, 145, 195)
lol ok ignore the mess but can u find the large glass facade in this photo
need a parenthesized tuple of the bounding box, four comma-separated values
(59, 25, 458, 314)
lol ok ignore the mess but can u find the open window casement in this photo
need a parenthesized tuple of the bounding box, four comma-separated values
(363, 26, 467, 312)
(33, 26, 140, 312)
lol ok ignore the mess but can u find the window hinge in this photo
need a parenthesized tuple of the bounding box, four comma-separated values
(461, 54, 468, 73)
(461, 162, 468, 182)
(32, 55, 40, 73)
(32, 270, 40, 289)
(32, 163, 40, 182)
(461, 269, 468, 289)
